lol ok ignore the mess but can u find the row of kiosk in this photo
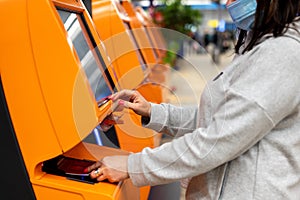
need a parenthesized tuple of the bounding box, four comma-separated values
(0, 0, 170, 199)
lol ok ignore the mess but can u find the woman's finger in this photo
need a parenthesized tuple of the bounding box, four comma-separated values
(85, 161, 101, 173)
(90, 168, 102, 179)
(94, 167, 108, 182)
(96, 174, 106, 182)
(110, 90, 135, 101)
(113, 114, 124, 124)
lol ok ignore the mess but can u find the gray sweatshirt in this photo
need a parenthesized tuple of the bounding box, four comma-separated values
(128, 21, 300, 199)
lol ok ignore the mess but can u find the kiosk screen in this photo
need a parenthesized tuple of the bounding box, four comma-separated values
(57, 9, 112, 101)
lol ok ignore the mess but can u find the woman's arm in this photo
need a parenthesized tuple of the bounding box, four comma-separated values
(143, 103, 198, 137)
(128, 89, 275, 186)
(110, 89, 199, 137)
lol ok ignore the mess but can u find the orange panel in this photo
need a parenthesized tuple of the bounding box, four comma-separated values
(0, 0, 62, 177)
(135, 6, 167, 60)
(33, 142, 139, 200)
(120, 0, 158, 66)
(92, 0, 145, 90)
(0, 0, 139, 199)
(91, 2, 172, 199)
(120, 0, 170, 104)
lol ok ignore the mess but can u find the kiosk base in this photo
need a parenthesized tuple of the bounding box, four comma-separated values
(33, 142, 139, 200)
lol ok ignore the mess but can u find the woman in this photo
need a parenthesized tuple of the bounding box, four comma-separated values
(87, 0, 300, 199)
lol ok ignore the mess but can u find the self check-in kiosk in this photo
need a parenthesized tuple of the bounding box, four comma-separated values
(88, 1, 168, 198)
(90, 0, 165, 101)
(89, 0, 164, 152)
(119, 0, 170, 100)
(133, 5, 170, 101)
(89, 0, 149, 90)
(135, 6, 167, 62)
(0, 0, 139, 199)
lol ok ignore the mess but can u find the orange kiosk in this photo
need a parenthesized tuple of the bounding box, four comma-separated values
(89, 0, 163, 152)
(133, 4, 170, 99)
(90, 0, 164, 101)
(89, 1, 164, 198)
(90, 0, 149, 90)
(119, 0, 170, 100)
(135, 6, 167, 61)
(0, 0, 139, 199)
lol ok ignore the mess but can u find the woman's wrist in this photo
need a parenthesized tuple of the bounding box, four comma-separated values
(141, 103, 151, 125)
(146, 102, 151, 117)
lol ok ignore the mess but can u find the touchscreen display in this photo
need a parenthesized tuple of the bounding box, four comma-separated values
(57, 9, 112, 101)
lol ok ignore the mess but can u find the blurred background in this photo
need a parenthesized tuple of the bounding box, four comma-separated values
(131, 0, 235, 65)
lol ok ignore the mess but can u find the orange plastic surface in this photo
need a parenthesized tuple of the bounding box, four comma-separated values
(27, 0, 113, 153)
(92, 0, 146, 90)
(135, 6, 167, 59)
(91, 2, 163, 199)
(120, 0, 159, 67)
(0, 0, 139, 199)
(120, 0, 170, 104)
(33, 142, 139, 200)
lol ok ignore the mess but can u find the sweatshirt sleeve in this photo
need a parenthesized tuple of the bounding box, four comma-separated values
(142, 103, 198, 137)
(128, 36, 300, 187)
(128, 89, 275, 186)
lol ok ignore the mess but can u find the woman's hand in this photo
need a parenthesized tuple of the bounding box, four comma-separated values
(99, 113, 124, 132)
(86, 155, 129, 183)
(110, 90, 151, 117)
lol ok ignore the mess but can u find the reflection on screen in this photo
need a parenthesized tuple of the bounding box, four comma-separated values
(57, 9, 112, 101)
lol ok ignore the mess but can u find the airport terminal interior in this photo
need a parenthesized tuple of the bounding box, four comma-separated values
(0, 0, 234, 199)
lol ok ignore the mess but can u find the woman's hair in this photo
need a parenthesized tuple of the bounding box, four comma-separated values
(235, 0, 300, 54)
